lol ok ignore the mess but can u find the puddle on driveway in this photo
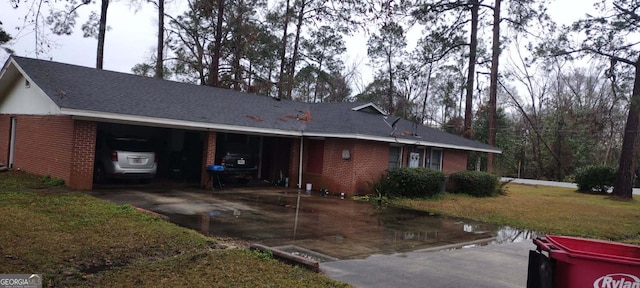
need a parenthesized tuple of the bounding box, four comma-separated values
(147, 188, 540, 260)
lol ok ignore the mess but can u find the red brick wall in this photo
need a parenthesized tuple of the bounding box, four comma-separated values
(299, 138, 471, 195)
(200, 131, 217, 188)
(301, 138, 388, 196)
(352, 140, 389, 195)
(442, 149, 469, 174)
(69, 120, 97, 190)
(0, 115, 9, 165)
(10, 115, 75, 182)
(319, 139, 356, 193)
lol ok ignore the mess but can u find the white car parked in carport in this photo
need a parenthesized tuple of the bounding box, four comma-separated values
(94, 137, 157, 183)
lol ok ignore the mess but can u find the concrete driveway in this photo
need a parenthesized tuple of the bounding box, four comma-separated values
(88, 185, 538, 287)
(321, 241, 533, 288)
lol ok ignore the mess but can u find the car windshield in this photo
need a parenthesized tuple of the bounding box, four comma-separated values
(108, 138, 152, 152)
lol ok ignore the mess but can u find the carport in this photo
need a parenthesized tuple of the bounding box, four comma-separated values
(94, 123, 206, 184)
(92, 122, 294, 189)
(213, 133, 294, 187)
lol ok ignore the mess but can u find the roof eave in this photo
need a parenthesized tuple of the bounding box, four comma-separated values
(303, 131, 502, 154)
(60, 109, 501, 153)
(61, 108, 303, 137)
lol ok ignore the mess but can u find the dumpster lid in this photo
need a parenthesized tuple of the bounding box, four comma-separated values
(546, 235, 640, 264)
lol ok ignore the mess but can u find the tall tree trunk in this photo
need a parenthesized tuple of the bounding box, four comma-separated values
(612, 59, 640, 199)
(487, 0, 501, 172)
(208, 0, 225, 87)
(287, 0, 306, 99)
(232, 52, 241, 90)
(420, 64, 433, 124)
(463, 0, 479, 139)
(388, 51, 394, 115)
(232, 0, 244, 91)
(313, 60, 323, 103)
(96, 0, 109, 69)
(277, 0, 292, 99)
(154, 0, 164, 79)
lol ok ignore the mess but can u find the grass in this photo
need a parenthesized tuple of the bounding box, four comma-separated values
(0, 171, 349, 287)
(391, 183, 640, 244)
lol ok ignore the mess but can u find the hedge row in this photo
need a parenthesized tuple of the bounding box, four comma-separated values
(379, 167, 446, 198)
(448, 170, 501, 197)
(372, 168, 503, 198)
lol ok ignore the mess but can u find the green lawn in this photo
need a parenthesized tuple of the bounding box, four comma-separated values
(0, 171, 349, 287)
(392, 183, 640, 244)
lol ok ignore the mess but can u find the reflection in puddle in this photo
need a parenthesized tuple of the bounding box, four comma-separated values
(169, 189, 539, 260)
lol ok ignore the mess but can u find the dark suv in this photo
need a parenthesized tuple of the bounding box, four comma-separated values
(216, 146, 257, 184)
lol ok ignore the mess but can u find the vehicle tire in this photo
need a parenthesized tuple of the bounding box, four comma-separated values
(238, 177, 251, 185)
(93, 164, 106, 184)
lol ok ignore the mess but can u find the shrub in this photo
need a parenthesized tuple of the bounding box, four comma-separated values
(448, 170, 500, 197)
(575, 165, 615, 194)
(379, 167, 445, 198)
(42, 175, 65, 187)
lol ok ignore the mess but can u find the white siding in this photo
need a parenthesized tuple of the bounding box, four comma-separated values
(0, 74, 61, 115)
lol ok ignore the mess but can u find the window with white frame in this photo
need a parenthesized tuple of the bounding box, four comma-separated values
(428, 148, 443, 171)
(389, 146, 402, 168)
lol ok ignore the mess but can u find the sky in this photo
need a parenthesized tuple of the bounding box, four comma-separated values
(0, 0, 597, 92)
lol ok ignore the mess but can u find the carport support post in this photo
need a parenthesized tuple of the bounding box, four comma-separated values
(200, 131, 217, 189)
(289, 138, 300, 188)
(298, 136, 303, 189)
(70, 120, 97, 190)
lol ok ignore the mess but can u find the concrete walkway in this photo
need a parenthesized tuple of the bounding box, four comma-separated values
(502, 177, 640, 195)
(321, 241, 534, 288)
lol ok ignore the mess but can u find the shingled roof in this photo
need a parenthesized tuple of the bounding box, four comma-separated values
(1, 56, 499, 153)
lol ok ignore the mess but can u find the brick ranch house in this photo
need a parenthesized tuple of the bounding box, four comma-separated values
(0, 56, 500, 194)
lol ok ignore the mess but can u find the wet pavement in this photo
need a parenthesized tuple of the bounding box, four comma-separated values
(88, 186, 537, 261)
(321, 240, 534, 288)
(88, 186, 541, 287)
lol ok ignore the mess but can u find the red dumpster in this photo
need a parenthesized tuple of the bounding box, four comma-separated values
(530, 235, 640, 288)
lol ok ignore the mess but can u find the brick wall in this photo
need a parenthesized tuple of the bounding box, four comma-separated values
(352, 140, 389, 195)
(200, 131, 217, 188)
(319, 139, 356, 193)
(301, 138, 388, 196)
(299, 138, 470, 195)
(69, 120, 97, 189)
(442, 149, 469, 174)
(9, 115, 75, 182)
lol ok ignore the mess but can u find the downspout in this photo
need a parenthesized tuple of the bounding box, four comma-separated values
(298, 133, 303, 189)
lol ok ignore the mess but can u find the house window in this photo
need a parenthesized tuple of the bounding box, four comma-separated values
(428, 148, 442, 171)
(389, 146, 402, 168)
